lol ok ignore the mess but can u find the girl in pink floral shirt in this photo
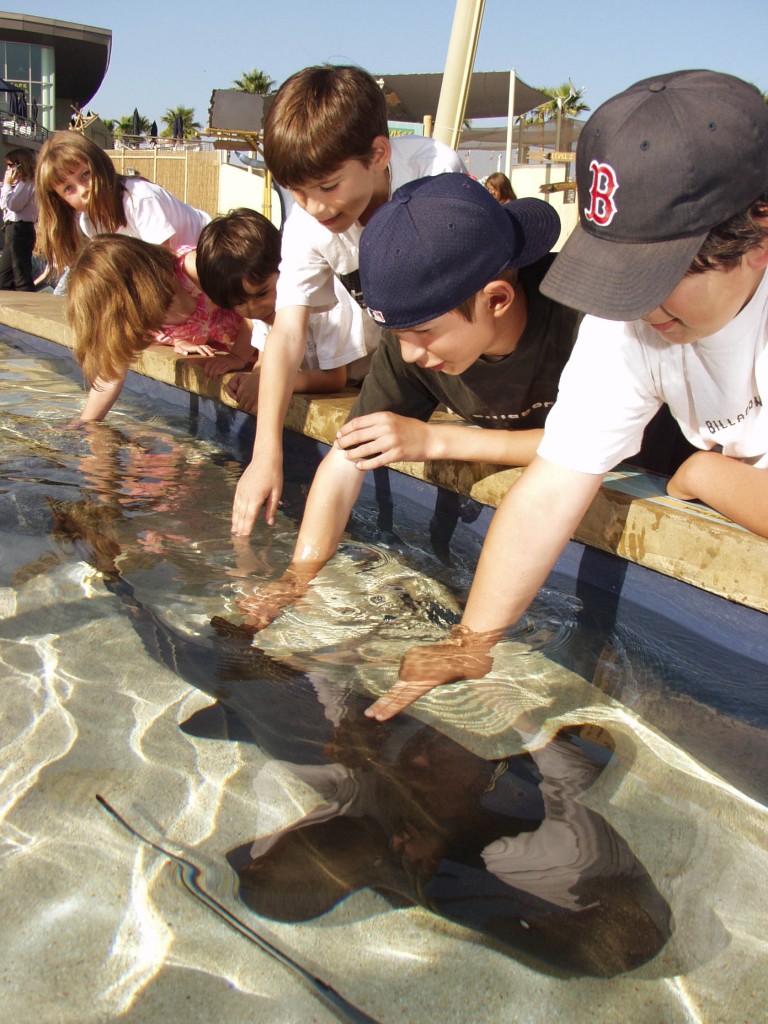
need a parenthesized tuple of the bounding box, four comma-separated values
(67, 235, 254, 421)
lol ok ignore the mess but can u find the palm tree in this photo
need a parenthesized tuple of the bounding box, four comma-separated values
(160, 106, 202, 140)
(527, 83, 589, 124)
(113, 113, 151, 146)
(232, 68, 275, 95)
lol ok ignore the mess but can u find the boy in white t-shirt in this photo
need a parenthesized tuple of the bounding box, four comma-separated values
(230, 64, 465, 537)
(364, 69, 768, 724)
(195, 208, 379, 402)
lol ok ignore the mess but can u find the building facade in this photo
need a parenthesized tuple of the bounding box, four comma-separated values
(0, 13, 111, 156)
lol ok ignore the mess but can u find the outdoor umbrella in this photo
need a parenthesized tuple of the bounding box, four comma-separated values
(31, 97, 38, 126)
(18, 91, 27, 119)
(131, 107, 142, 144)
(150, 119, 158, 142)
(173, 113, 184, 142)
(9, 89, 21, 116)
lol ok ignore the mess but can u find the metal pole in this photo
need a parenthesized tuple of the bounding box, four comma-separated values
(433, 0, 487, 150)
(505, 68, 516, 179)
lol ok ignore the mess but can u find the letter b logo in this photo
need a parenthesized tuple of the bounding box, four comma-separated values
(584, 161, 619, 226)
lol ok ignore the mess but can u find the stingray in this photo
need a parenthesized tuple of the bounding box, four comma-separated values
(45, 493, 673, 991)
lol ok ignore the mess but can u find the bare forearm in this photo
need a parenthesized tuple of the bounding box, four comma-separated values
(291, 447, 365, 568)
(462, 457, 604, 633)
(337, 413, 542, 471)
(426, 424, 544, 466)
(668, 451, 768, 538)
(229, 321, 255, 364)
(252, 309, 310, 456)
(80, 376, 125, 421)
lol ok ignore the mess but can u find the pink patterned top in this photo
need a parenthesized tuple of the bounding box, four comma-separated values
(152, 246, 242, 349)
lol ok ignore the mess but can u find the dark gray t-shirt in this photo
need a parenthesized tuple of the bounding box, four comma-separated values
(349, 254, 581, 430)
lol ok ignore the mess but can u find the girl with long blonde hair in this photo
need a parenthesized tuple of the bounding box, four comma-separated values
(35, 133, 209, 276)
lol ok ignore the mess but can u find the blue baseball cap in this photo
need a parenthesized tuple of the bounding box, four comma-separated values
(360, 172, 561, 330)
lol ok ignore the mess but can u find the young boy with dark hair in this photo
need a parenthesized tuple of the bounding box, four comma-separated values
(241, 173, 580, 628)
(365, 69, 768, 723)
(195, 208, 378, 400)
(229, 64, 466, 536)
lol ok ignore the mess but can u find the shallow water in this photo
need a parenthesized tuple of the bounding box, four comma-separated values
(1, 329, 767, 1024)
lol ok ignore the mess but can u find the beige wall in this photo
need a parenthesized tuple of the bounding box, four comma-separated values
(510, 163, 579, 251)
(105, 149, 279, 224)
(106, 148, 222, 219)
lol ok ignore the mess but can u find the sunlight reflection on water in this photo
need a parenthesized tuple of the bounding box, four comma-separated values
(1, 333, 767, 1024)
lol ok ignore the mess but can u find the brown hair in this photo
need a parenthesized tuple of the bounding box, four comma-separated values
(689, 189, 768, 274)
(454, 267, 519, 322)
(4, 147, 36, 181)
(67, 235, 176, 385)
(485, 172, 517, 203)
(196, 208, 281, 309)
(35, 133, 127, 271)
(263, 65, 389, 189)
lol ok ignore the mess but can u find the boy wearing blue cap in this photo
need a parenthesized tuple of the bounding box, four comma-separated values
(365, 69, 768, 723)
(242, 173, 581, 628)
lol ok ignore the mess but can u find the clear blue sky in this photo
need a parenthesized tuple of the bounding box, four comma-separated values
(13, 0, 768, 128)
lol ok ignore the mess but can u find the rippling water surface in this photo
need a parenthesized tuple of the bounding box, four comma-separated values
(1, 329, 767, 1024)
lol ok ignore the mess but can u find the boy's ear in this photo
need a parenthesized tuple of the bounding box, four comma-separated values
(746, 219, 768, 270)
(482, 279, 516, 317)
(369, 135, 392, 172)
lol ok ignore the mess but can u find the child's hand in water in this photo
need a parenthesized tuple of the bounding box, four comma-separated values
(365, 626, 500, 721)
(236, 565, 319, 631)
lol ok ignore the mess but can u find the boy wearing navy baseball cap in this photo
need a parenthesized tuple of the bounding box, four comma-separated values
(241, 172, 580, 629)
(363, 69, 768, 724)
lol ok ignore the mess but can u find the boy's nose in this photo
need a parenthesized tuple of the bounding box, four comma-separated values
(398, 339, 427, 364)
(303, 196, 328, 219)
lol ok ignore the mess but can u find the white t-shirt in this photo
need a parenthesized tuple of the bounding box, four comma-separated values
(250, 276, 380, 372)
(539, 269, 768, 474)
(275, 134, 467, 313)
(80, 176, 211, 250)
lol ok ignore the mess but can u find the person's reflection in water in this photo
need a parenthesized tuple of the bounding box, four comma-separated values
(229, 714, 672, 978)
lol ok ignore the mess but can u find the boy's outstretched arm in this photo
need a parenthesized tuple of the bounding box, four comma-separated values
(238, 445, 366, 628)
(365, 457, 604, 721)
(668, 451, 768, 538)
(232, 305, 311, 535)
(337, 411, 543, 469)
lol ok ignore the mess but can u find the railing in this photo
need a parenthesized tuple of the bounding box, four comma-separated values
(111, 134, 214, 152)
(0, 113, 49, 146)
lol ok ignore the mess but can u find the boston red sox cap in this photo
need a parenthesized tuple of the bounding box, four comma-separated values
(541, 69, 768, 320)
(360, 172, 561, 330)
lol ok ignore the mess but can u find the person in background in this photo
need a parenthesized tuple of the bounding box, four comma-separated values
(66, 234, 252, 421)
(229, 63, 466, 537)
(195, 208, 378, 408)
(484, 171, 517, 204)
(0, 147, 38, 291)
(34, 132, 210, 283)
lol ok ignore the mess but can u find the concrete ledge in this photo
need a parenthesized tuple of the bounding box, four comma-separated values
(2, 291, 767, 614)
